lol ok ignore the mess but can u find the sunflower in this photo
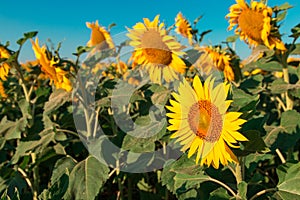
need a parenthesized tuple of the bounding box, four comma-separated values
(0, 46, 11, 81)
(127, 15, 186, 84)
(196, 46, 235, 81)
(86, 20, 115, 50)
(175, 12, 193, 45)
(166, 75, 248, 168)
(31, 38, 72, 92)
(0, 81, 7, 98)
(226, 0, 286, 50)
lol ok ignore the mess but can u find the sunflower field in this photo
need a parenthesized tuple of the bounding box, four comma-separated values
(1, 0, 300, 199)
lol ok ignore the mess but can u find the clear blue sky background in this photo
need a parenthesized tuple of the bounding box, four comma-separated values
(0, 0, 299, 62)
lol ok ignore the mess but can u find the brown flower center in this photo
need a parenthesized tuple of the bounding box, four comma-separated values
(188, 100, 223, 142)
(238, 9, 265, 42)
(141, 30, 172, 65)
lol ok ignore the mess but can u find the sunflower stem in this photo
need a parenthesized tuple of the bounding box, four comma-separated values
(282, 67, 293, 110)
(249, 188, 277, 200)
(209, 177, 237, 197)
(275, 148, 286, 164)
(235, 162, 243, 185)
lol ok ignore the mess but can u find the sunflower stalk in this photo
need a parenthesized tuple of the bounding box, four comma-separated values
(235, 162, 243, 185)
(282, 67, 293, 110)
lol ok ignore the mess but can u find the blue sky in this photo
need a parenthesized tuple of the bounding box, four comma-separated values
(0, 0, 299, 62)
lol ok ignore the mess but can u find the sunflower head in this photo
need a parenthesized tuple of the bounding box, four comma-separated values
(127, 15, 186, 84)
(0, 46, 11, 81)
(31, 38, 72, 92)
(175, 12, 193, 45)
(86, 20, 115, 50)
(226, 0, 286, 51)
(195, 46, 235, 81)
(0, 81, 7, 98)
(166, 75, 247, 168)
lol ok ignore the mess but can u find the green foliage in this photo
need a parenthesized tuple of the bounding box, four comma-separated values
(1, 2, 300, 199)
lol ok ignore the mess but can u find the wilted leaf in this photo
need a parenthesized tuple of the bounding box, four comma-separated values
(44, 89, 71, 114)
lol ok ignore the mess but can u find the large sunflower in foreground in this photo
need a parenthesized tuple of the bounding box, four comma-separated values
(31, 38, 72, 92)
(127, 15, 186, 84)
(226, 0, 286, 50)
(166, 75, 248, 168)
(86, 20, 115, 50)
(196, 46, 235, 81)
(175, 12, 193, 45)
(0, 46, 11, 81)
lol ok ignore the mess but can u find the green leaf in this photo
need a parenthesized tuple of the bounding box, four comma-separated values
(173, 173, 211, 191)
(39, 173, 69, 200)
(270, 79, 290, 94)
(16, 31, 38, 45)
(137, 178, 153, 192)
(64, 156, 109, 200)
(151, 89, 170, 105)
(264, 110, 300, 149)
(231, 88, 259, 118)
(290, 43, 300, 55)
(0, 187, 20, 200)
(193, 15, 203, 25)
(108, 23, 116, 30)
(16, 38, 27, 45)
(290, 24, 300, 38)
(0, 171, 26, 199)
(244, 152, 273, 169)
(161, 154, 207, 196)
(11, 129, 55, 164)
(226, 35, 239, 43)
(51, 156, 77, 184)
(122, 134, 155, 153)
(240, 74, 264, 94)
(239, 130, 268, 155)
(276, 10, 287, 22)
(237, 181, 247, 200)
(18, 99, 30, 118)
(44, 89, 71, 115)
(23, 31, 38, 39)
(208, 188, 231, 200)
(280, 110, 300, 133)
(0, 116, 27, 140)
(275, 162, 300, 199)
(276, 2, 293, 11)
(258, 61, 283, 72)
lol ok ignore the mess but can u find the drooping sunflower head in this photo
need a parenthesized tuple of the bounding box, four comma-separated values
(31, 38, 72, 92)
(0, 81, 7, 99)
(0, 46, 11, 81)
(195, 46, 235, 82)
(226, 0, 286, 50)
(175, 12, 193, 45)
(127, 15, 186, 84)
(86, 20, 115, 50)
(166, 75, 247, 168)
